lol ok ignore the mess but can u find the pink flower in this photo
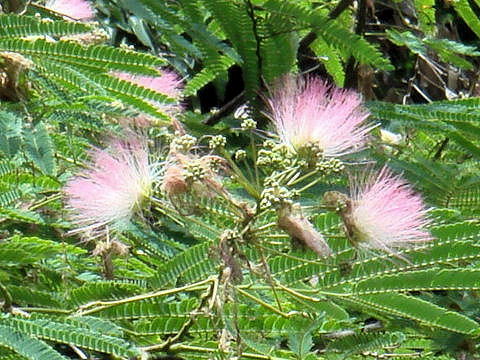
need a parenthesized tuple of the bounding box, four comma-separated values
(114, 69, 183, 123)
(65, 137, 153, 237)
(114, 69, 183, 100)
(347, 166, 432, 252)
(267, 75, 373, 157)
(45, 0, 95, 21)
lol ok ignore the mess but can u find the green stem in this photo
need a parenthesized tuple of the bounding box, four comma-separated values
(253, 222, 277, 232)
(242, 157, 255, 184)
(275, 283, 323, 303)
(235, 287, 289, 318)
(29, 193, 62, 211)
(222, 149, 260, 199)
(76, 276, 215, 316)
(150, 203, 184, 227)
(18, 307, 71, 314)
(297, 175, 325, 193)
(262, 234, 289, 238)
(255, 243, 332, 266)
(250, 130, 260, 189)
(151, 198, 221, 236)
(256, 245, 283, 311)
(287, 169, 319, 186)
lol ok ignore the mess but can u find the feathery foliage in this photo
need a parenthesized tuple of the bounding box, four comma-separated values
(0, 0, 480, 359)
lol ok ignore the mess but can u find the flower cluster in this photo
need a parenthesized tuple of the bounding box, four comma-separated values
(260, 180, 295, 210)
(257, 141, 295, 169)
(63, 71, 431, 261)
(347, 167, 432, 252)
(267, 75, 373, 157)
(268, 74, 431, 255)
(322, 167, 431, 255)
(65, 137, 153, 237)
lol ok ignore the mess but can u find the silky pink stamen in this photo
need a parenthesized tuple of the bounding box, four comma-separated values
(113, 69, 183, 99)
(267, 75, 373, 157)
(45, 0, 95, 21)
(65, 137, 153, 237)
(350, 166, 432, 251)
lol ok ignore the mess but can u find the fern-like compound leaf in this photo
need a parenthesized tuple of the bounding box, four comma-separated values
(0, 324, 67, 360)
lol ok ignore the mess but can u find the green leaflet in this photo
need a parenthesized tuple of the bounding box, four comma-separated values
(350, 268, 480, 295)
(368, 100, 480, 158)
(287, 316, 324, 359)
(0, 14, 91, 38)
(0, 325, 67, 360)
(5, 286, 62, 308)
(184, 55, 235, 96)
(263, 0, 393, 71)
(452, 0, 480, 39)
(35, 59, 174, 123)
(414, 0, 436, 35)
(203, 0, 260, 98)
(310, 36, 345, 86)
(387, 29, 480, 70)
(0, 111, 22, 158)
(268, 219, 480, 289)
(0, 316, 142, 358)
(23, 122, 56, 176)
(261, 11, 298, 83)
(0, 189, 22, 207)
(53, 316, 124, 338)
(68, 281, 144, 307)
(342, 293, 479, 335)
(0, 38, 163, 74)
(96, 298, 198, 320)
(0, 236, 86, 267)
(149, 241, 214, 288)
(327, 332, 406, 359)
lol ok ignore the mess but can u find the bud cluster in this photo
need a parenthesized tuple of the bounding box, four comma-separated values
(234, 149, 247, 161)
(240, 118, 257, 130)
(209, 135, 227, 150)
(205, 156, 224, 173)
(257, 142, 295, 169)
(300, 142, 323, 158)
(316, 158, 345, 175)
(184, 160, 207, 183)
(260, 179, 297, 209)
(171, 133, 197, 152)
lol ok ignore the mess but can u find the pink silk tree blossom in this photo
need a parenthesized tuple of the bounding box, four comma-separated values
(113, 69, 183, 100)
(267, 75, 373, 157)
(45, 0, 95, 21)
(347, 166, 432, 252)
(114, 69, 183, 123)
(65, 137, 153, 237)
